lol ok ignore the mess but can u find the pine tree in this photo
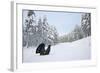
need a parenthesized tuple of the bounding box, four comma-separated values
(23, 11, 59, 47)
(81, 13, 91, 37)
(72, 25, 84, 40)
(23, 10, 36, 47)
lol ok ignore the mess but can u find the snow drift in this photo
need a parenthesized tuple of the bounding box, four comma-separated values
(23, 37, 91, 63)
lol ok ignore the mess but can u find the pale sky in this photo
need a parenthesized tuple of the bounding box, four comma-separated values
(23, 10, 82, 36)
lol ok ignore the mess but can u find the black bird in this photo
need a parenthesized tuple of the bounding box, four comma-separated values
(40, 45, 51, 55)
(36, 43, 51, 55)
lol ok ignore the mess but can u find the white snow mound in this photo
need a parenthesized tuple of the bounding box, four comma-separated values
(23, 37, 91, 62)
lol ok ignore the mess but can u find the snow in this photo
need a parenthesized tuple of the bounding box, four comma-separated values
(23, 37, 91, 63)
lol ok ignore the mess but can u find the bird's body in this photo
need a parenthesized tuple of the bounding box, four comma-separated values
(36, 43, 45, 54)
(36, 43, 51, 55)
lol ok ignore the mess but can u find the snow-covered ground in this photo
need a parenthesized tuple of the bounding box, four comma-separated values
(23, 37, 91, 63)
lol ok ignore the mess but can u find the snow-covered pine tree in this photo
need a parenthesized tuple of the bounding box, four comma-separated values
(51, 26, 59, 45)
(34, 17, 43, 46)
(72, 25, 84, 41)
(42, 16, 49, 45)
(42, 16, 58, 45)
(81, 13, 91, 37)
(23, 10, 36, 47)
(38, 16, 59, 46)
(23, 11, 59, 47)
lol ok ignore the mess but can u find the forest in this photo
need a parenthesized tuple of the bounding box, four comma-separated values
(22, 10, 91, 47)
